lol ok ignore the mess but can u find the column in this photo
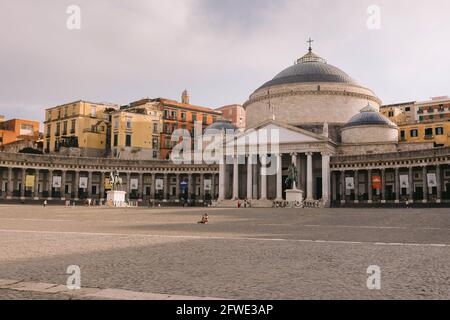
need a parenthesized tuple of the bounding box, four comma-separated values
(321, 153, 330, 205)
(199, 174, 205, 201)
(422, 166, 428, 203)
(175, 174, 180, 201)
(88, 171, 93, 198)
(331, 171, 337, 202)
(368, 169, 373, 203)
(395, 168, 400, 203)
(47, 170, 53, 199)
(306, 152, 313, 200)
(34, 169, 40, 200)
(7, 167, 13, 199)
(211, 173, 216, 200)
(247, 156, 253, 200)
(340, 170, 345, 203)
(126, 173, 131, 197)
(100, 172, 105, 200)
(354, 170, 359, 203)
(150, 174, 155, 200)
(260, 155, 267, 200)
(232, 156, 239, 200)
(163, 173, 169, 201)
(187, 173, 193, 200)
(381, 168, 386, 203)
(408, 167, 414, 202)
(138, 173, 144, 201)
(436, 165, 442, 203)
(20, 168, 26, 199)
(61, 170, 67, 200)
(218, 159, 225, 201)
(74, 171, 80, 200)
(276, 154, 283, 201)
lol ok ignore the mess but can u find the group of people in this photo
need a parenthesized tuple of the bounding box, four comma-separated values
(237, 199, 251, 208)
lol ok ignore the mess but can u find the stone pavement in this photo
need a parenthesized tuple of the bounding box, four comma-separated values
(0, 205, 449, 300)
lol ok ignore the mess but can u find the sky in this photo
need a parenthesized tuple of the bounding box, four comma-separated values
(1, 0, 450, 126)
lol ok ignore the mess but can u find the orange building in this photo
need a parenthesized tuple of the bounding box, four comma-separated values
(0, 118, 40, 147)
(129, 90, 223, 160)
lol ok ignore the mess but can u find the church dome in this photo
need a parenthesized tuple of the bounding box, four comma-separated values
(258, 50, 359, 90)
(244, 41, 382, 128)
(344, 104, 397, 128)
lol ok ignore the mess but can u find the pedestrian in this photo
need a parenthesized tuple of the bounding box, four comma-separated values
(43, 200, 47, 208)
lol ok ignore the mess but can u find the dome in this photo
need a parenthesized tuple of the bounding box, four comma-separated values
(344, 104, 397, 128)
(205, 120, 237, 132)
(258, 50, 360, 90)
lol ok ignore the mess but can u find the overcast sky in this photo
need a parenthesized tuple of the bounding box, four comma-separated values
(1, 0, 450, 125)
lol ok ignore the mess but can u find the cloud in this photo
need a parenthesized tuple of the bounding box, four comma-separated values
(0, 0, 450, 126)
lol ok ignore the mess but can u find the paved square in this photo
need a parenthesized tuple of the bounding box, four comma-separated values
(0, 205, 449, 300)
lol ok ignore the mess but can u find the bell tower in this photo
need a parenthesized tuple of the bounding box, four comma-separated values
(181, 90, 190, 104)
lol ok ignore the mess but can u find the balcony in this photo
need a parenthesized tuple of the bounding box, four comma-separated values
(424, 135, 434, 140)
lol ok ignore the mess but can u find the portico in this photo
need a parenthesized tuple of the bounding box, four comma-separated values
(218, 120, 335, 206)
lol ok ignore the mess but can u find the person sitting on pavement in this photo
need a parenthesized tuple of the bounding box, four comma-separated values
(198, 213, 209, 224)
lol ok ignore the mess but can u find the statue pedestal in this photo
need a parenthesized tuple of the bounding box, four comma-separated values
(286, 189, 303, 203)
(106, 191, 127, 207)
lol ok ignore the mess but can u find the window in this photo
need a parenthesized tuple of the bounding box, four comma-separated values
(63, 121, 68, 135)
(91, 106, 97, 117)
(165, 140, 171, 148)
(70, 119, 76, 134)
(436, 127, 444, 135)
(425, 128, 433, 139)
(72, 105, 77, 116)
(153, 151, 157, 159)
(429, 115, 434, 120)
(113, 134, 118, 147)
(55, 123, 61, 136)
(388, 111, 394, 117)
(126, 118, 132, 130)
(171, 111, 177, 119)
(114, 118, 119, 130)
(192, 112, 197, 122)
(47, 111, 52, 121)
(405, 107, 411, 112)
(181, 112, 186, 121)
(125, 134, 132, 147)
(152, 138, 158, 149)
(153, 123, 158, 134)
(202, 114, 208, 124)
(400, 130, 406, 140)
(164, 110, 170, 119)
(20, 124, 34, 136)
(410, 129, 418, 138)
(46, 125, 51, 137)
(419, 116, 424, 122)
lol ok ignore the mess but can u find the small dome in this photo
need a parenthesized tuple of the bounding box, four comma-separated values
(344, 104, 397, 128)
(205, 120, 237, 132)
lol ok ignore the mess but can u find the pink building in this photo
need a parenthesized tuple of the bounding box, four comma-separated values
(216, 104, 246, 129)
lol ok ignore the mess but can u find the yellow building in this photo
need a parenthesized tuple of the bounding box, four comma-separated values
(382, 96, 450, 148)
(399, 121, 450, 147)
(111, 107, 162, 160)
(44, 101, 118, 157)
(380, 101, 416, 125)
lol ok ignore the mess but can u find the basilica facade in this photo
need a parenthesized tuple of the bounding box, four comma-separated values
(218, 46, 450, 207)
